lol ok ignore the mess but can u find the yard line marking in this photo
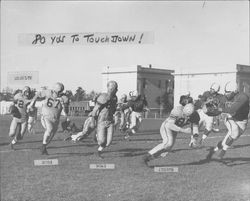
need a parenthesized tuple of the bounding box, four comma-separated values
(0, 148, 33, 153)
(207, 134, 250, 139)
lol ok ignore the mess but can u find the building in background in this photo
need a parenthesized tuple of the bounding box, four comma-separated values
(174, 64, 250, 106)
(174, 71, 236, 106)
(102, 65, 175, 115)
(102, 64, 250, 112)
(237, 64, 250, 95)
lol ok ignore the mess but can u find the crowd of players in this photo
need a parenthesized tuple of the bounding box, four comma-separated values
(7, 80, 249, 165)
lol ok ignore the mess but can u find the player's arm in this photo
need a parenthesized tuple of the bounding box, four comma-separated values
(89, 93, 107, 118)
(62, 96, 70, 117)
(223, 94, 249, 117)
(28, 90, 45, 108)
(199, 92, 208, 103)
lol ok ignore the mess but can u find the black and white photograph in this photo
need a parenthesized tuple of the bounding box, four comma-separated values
(0, 0, 250, 200)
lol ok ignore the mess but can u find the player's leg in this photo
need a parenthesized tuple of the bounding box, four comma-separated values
(134, 113, 142, 133)
(19, 121, 28, 140)
(218, 119, 247, 158)
(125, 111, 137, 139)
(206, 118, 237, 160)
(143, 121, 176, 164)
(96, 122, 107, 158)
(71, 117, 96, 141)
(201, 113, 213, 143)
(119, 111, 125, 131)
(9, 118, 20, 149)
(27, 117, 36, 134)
(212, 116, 220, 132)
(40, 118, 54, 155)
(46, 121, 59, 145)
(106, 123, 114, 147)
(113, 112, 119, 131)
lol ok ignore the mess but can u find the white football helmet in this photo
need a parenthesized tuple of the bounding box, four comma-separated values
(129, 90, 138, 97)
(210, 83, 220, 93)
(183, 103, 195, 116)
(53, 82, 64, 95)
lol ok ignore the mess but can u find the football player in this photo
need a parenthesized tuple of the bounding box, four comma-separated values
(29, 82, 69, 155)
(9, 86, 32, 149)
(123, 91, 150, 140)
(189, 83, 225, 147)
(143, 103, 200, 165)
(88, 80, 118, 158)
(114, 94, 128, 132)
(206, 81, 249, 159)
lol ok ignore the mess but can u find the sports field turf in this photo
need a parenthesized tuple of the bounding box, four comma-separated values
(0, 115, 250, 201)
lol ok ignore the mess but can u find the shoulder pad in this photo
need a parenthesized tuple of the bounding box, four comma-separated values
(170, 106, 183, 117)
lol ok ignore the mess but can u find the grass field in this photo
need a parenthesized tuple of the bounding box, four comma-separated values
(0, 115, 250, 201)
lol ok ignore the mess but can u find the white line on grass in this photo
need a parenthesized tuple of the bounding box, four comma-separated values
(0, 148, 33, 153)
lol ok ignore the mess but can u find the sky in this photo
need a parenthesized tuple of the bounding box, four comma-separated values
(1, 0, 249, 93)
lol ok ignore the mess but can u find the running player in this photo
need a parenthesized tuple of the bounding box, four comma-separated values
(206, 81, 249, 159)
(114, 94, 128, 132)
(9, 86, 32, 149)
(29, 82, 69, 155)
(143, 103, 200, 165)
(189, 83, 225, 147)
(123, 91, 149, 140)
(88, 80, 118, 158)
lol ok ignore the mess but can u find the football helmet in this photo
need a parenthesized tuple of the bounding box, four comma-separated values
(224, 81, 238, 93)
(53, 82, 64, 95)
(107, 80, 118, 94)
(129, 90, 138, 97)
(183, 103, 195, 117)
(210, 83, 220, 93)
(224, 81, 238, 100)
(120, 94, 127, 102)
(22, 86, 31, 98)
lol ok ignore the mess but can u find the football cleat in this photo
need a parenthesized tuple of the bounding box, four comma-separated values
(218, 149, 226, 159)
(142, 154, 150, 166)
(206, 147, 215, 160)
(95, 151, 104, 159)
(160, 152, 169, 158)
(64, 136, 72, 141)
(41, 145, 49, 155)
(9, 143, 15, 150)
